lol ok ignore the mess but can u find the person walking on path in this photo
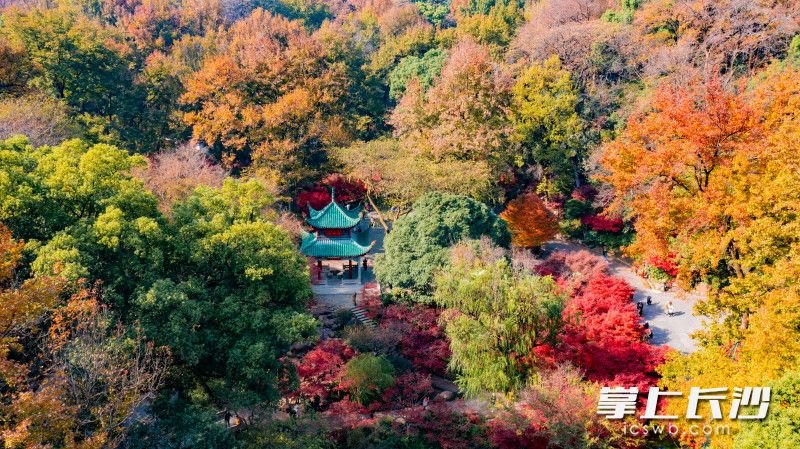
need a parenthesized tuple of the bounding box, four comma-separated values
(666, 300, 675, 317)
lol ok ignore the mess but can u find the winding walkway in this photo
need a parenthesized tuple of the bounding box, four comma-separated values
(544, 241, 704, 353)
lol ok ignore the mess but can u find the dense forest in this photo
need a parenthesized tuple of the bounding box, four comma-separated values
(1, 0, 800, 447)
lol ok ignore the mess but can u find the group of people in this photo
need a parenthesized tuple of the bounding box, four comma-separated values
(638, 296, 677, 342)
(636, 296, 676, 317)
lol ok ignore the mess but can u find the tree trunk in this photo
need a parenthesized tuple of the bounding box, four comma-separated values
(572, 155, 582, 188)
(366, 192, 389, 232)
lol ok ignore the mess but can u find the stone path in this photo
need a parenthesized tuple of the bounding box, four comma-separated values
(544, 241, 704, 353)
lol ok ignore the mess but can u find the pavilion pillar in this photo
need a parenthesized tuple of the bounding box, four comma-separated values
(357, 257, 362, 283)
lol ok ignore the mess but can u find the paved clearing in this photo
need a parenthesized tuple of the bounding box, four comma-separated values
(544, 241, 704, 353)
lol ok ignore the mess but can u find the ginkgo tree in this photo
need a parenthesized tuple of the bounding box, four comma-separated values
(607, 65, 800, 449)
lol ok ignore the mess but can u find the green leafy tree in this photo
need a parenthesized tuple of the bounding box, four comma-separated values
(456, 0, 525, 53)
(375, 192, 510, 299)
(602, 0, 641, 23)
(0, 136, 153, 243)
(340, 354, 396, 405)
(733, 371, 800, 449)
(0, 135, 317, 411)
(2, 8, 184, 153)
(734, 372, 800, 449)
(388, 48, 446, 100)
(414, 0, 450, 26)
(134, 179, 317, 405)
(434, 242, 564, 396)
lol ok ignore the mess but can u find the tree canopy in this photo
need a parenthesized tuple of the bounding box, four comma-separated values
(375, 191, 510, 299)
(0, 135, 317, 415)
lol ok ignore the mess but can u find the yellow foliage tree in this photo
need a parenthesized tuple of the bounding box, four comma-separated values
(0, 224, 63, 388)
(641, 66, 800, 449)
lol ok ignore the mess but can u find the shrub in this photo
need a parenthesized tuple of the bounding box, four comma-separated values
(380, 304, 451, 375)
(535, 250, 608, 286)
(381, 372, 434, 408)
(563, 199, 592, 220)
(556, 275, 665, 388)
(644, 265, 671, 282)
(559, 218, 583, 239)
(583, 229, 634, 251)
(358, 283, 386, 320)
(335, 308, 356, 327)
(404, 401, 490, 449)
(295, 339, 355, 408)
(646, 255, 678, 277)
(343, 325, 402, 355)
(337, 422, 436, 449)
(580, 214, 624, 233)
(240, 419, 333, 449)
(340, 354, 396, 406)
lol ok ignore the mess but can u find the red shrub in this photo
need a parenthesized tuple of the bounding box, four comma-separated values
(545, 275, 666, 389)
(380, 372, 434, 409)
(581, 214, 624, 233)
(294, 339, 355, 408)
(403, 401, 488, 449)
(358, 283, 383, 320)
(647, 255, 679, 277)
(486, 418, 549, 449)
(296, 174, 367, 212)
(380, 304, 450, 375)
(535, 250, 609, 287)
(326, 398, 372, 427)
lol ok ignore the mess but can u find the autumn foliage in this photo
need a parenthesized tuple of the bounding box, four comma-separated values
(0, 225, 63, 387)
(294, 339, 356, 408)
(535, 251, 666, 389)
(379, 304, 450, 375)
(581, 214, 624, 233)
(1, 225, 168, 448)
(601, 75, 761, 269)
(500, 192, 559, 248)
(295, 174, 367, 212)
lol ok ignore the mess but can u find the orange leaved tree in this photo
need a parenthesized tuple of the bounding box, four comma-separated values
(500, 192, 559, 248)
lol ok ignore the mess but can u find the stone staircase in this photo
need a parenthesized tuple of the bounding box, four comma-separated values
(351, 306, 377, 328)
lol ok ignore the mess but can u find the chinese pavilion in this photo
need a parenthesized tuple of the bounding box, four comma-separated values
(301, 194, 374, 284)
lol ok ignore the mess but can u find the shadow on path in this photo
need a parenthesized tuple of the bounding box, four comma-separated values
(544, 241, 704, 353)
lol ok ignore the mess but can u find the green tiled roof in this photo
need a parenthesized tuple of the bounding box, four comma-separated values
(307, 200, 362, 229)
(301, 231, 374, 258)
